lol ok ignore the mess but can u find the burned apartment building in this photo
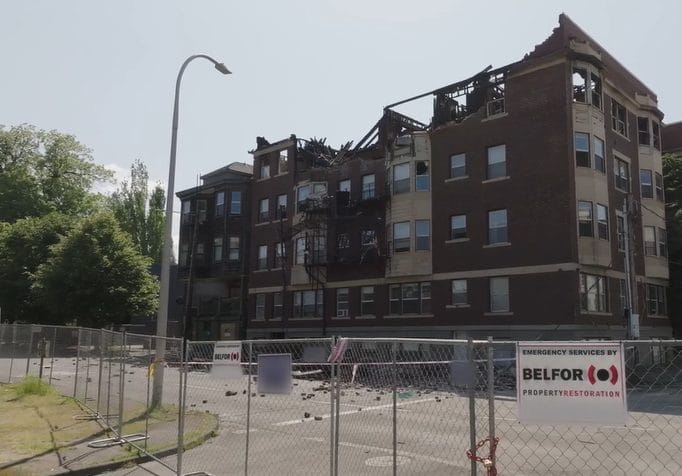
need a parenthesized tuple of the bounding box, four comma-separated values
(176, 162, 252, 341)
(242, 13, 671, 340)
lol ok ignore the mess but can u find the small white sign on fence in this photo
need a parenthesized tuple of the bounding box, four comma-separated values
(517, 341, 627, 425)
(258, 353, 292, 395)
(211, 340, 242, 379)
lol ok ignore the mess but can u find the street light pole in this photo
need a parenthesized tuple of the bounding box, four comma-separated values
(152, 54, 231, 407)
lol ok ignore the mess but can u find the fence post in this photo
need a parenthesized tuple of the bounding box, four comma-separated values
(117, 330, 127, 440)
(146, 335, 153, 452)
(245, 341, 253, 476)
(73, 328, 81, 398)
(96, 329, 104, 417)
(9, 323, 17, 382)
(468, 338, 477, 476)
(334, 351, 341, 476)
(25, 324, 34, 377)
(177, 338, 187, 476)
(105, 333, 113, 428)
(392, 341, 398, 476)
(487, 336, 496, 468)
(48, 327, 57, 385)
(329, 337, 336, 476)
(84, 331, 91, 407)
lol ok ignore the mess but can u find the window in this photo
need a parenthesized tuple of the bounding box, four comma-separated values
(619, 279, 628, 314)
(593, 137, 605, 173)
(181, 200, 191, 224)
(658, 227, 667, 258)
(647, 285, 667, 316)
(614, 158, 630, 191)
(393, 163, 410, 194)
(415, 220, 430, 250)
(572, 68, 587, 103)
(257, 245, 268, 270)
(652, 121, 661, 150)
(197, 200, 207, 222)
(389, 282, 431, 315)
(450, 214, 466, 240)
(616, 216, 625, 251)
(361, 286, 375, 315)
(229, 237, 240, 261)
(488, 209, 508, 244)
(361, 229, 376, 248)
(297, 184, 311, 209)
(450, 153, 466, 178)
(277, 194, 287, 219)
(487, 144, 506, 179)
(590, 73, 602, 109)
(421, 282, 431, 314)
(611, 99, 628, 138)
(273, 293, 283, 319)
(451, 280, 468, 306)
(255, 294, 265, 320)
(179, 243, 189, 266)
(489, 277, 510, 313)
(275, 242, 286, 267)
(230, 191, 242, 214)
(575, 133, 590, 167)
(580, 274, 608, 313)
(261, 162, 270, 179)
(573, 68, 601, 108)
(309, 233, 326, 264)
(655, 173, 664, 201)
(362, 174, 375, 199)
(279, 149, 288, 174)
(338, 179, 351, 193)
(415, 161, 430, 191)
(644, 227, 657, 256)
(393, 222, 410, 253)
(337, 233, 350, 250)
(336, 288, 349, 318)
(293, 290, 323, 318)
(295, 237, 306, 264)
(213, 237, 223, 262)
(259, 198, 270, 222)
(215, 192, 225, 216)
(195, 243, 205, 263)
(578, 201, 593, 237)
(640, 169, 653, 198)
(638, 117, 650, 145)
(596, 204, 609, 240)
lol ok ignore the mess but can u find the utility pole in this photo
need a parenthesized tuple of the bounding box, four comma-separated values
(623, 198, 639, 339)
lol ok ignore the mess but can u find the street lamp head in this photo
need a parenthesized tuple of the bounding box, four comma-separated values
(214, 63, 231, 75)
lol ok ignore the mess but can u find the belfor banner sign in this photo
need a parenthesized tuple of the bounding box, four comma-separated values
(516, 342, 627, 425)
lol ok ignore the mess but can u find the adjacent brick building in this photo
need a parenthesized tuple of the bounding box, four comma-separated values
(176, 162, 252, 340)
(179, 14, 673, 340)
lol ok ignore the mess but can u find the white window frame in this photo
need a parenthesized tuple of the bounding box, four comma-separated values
(451, 280, 468, 306)
(336, 288, 349, 318)
(489, 277, 510, 313)
(486, 144, 506, 179)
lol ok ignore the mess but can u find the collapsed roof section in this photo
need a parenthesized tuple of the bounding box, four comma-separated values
(254, 14, 663, 167)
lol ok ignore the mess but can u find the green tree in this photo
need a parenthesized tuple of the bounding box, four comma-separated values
(0, 124, 112, 222)
(0, 213, 75, 323)
(108, 159, 165, 264)
(32, 214, 159, 327)
(663, 153, 682, 337)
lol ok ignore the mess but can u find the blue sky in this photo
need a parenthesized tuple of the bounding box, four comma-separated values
(2, 0, 680, 247)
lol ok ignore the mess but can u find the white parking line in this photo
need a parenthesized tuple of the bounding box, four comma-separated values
(273, 398, 435, 426)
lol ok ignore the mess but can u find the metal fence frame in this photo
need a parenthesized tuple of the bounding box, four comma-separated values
(1, 324, 681, 475)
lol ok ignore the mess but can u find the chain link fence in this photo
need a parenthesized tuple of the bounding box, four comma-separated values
(1, 324, 681, 475)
